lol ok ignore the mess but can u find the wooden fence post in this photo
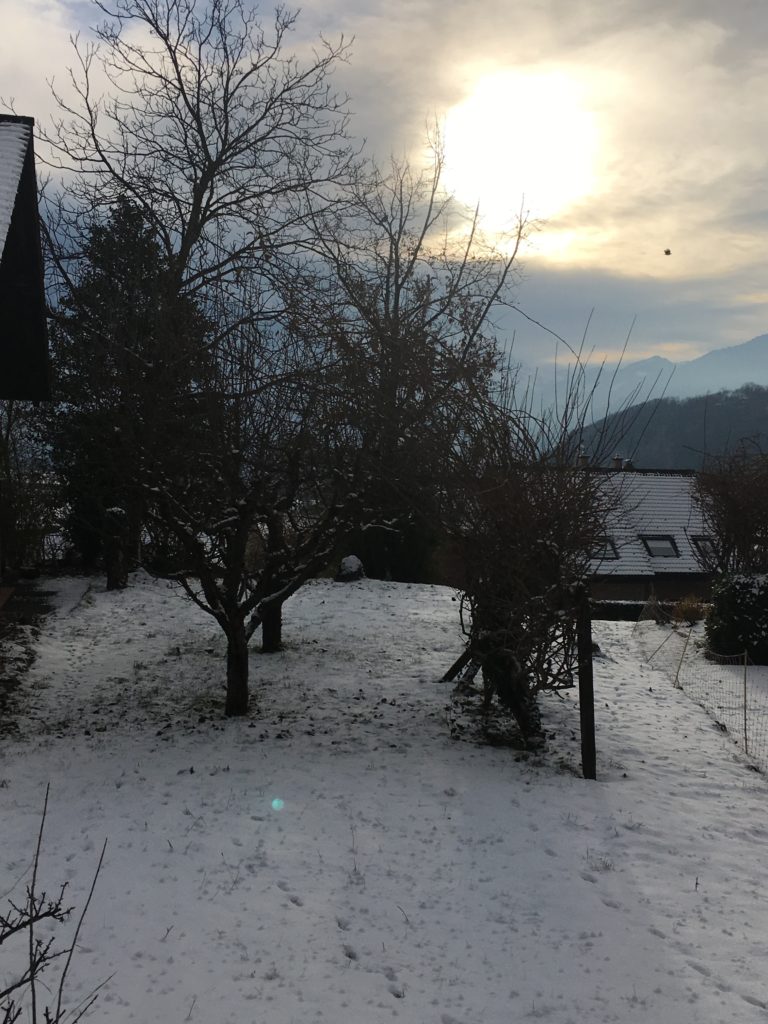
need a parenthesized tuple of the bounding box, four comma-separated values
(743, 650, 749, 756)
(674, 627, 692, 688)
(576, 586, 596, 780)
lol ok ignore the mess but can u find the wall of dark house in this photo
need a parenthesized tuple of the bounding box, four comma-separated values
(590, 574, 711, 603)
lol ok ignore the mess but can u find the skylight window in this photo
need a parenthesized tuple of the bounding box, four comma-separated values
(593, 538, 619, 560)
(641, 534, 679, 558)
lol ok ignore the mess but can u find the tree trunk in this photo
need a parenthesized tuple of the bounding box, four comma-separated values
(127, 503, 144, 570)
(261, 603, 283, 653)
(105, 550, 127, 591)
(225, 622, 250, 716)
(104, 507, 129, 590)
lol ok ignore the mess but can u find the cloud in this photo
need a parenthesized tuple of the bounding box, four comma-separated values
(0, 0, 82, 120)
(311, 1, 768, 306)
(502, 259, 768, 367)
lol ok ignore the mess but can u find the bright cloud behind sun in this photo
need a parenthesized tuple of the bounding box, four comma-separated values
(434, 15, 768, 286)
(442, 67, 601, 225)
(2, 0, 768, 362)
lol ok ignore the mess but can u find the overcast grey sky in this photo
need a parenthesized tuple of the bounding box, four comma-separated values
(3, 0, 767, 367)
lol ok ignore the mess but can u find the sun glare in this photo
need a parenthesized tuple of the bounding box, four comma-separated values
(443, 69, 600, 227)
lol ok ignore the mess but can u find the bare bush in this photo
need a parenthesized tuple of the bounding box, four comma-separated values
(0, 787, 108, 1024)
(694, 443, 768, 574)
(671, 594, 706, 626)
(443, 368, 627, 740)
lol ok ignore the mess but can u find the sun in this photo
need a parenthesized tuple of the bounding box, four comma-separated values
(442, 69, 600, 227)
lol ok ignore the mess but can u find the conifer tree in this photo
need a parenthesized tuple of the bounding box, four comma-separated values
(52, 198, 211, 587)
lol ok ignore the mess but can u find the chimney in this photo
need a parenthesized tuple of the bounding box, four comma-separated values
(577, 449, 589, 468)
(623, 458, 634, 471)
(612, 454, 622, 471)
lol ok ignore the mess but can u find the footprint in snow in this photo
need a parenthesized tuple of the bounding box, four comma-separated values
(601, 897, 625, 911)
(741, 994, 766, 1009)
(687, 961, 711, 977)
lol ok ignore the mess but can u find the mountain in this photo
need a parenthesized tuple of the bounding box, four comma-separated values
(578, 383, 768, 470)
(521, 333, 768, 419)
(661, 333, 768, 399)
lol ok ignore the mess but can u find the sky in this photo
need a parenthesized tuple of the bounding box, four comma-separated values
(2, 0, 768, 368)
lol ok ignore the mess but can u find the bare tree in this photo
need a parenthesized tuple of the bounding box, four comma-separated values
(694, 442, 768, 574)
(143, 281, 356, 714)
(41, 0, 354, 315)
(693, 445, 768, 662)
(308, 144, 526, 578)
(35, 0, 360, 711)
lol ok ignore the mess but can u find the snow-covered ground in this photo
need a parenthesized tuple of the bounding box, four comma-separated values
(2, 574, 768, 1023)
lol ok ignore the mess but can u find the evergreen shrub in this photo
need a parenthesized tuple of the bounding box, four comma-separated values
(705, 574, 768, 663)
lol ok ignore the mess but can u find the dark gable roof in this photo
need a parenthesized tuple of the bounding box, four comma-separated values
(591, 469, 708, 579)
(0, 114, 49, 401)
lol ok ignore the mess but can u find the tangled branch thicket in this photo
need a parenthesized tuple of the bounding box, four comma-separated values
(0, 787, 107, 1024)
(694, 443, 768, 574)
(442, 373, 623, 740)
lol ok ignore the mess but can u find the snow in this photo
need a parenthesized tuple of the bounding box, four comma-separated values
(0, 119, 30, 260)
(337, 555, 364, 580)
(2, 575, 768, 1022)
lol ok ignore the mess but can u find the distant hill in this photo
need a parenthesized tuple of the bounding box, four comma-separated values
(579, 383, 768, 470)
(607, 332, 768, 403)
(666, 333, 768, 397)
(522, 332, 768, 419)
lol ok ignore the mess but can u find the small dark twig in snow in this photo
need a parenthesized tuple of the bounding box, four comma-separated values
(54, 836, 109, 1022)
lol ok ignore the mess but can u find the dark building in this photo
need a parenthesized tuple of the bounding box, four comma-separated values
(0, 114, 49, 401)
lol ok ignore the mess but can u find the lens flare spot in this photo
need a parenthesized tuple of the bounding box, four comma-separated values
(271, 798, 285, 811)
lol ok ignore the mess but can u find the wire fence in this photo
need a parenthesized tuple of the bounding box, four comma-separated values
(633, 599, 768, 772)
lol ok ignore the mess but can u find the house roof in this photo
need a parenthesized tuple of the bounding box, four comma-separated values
(0, 113, 49, 401)
(591, 470, 708, 578)
(0, 119, 32, 261)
